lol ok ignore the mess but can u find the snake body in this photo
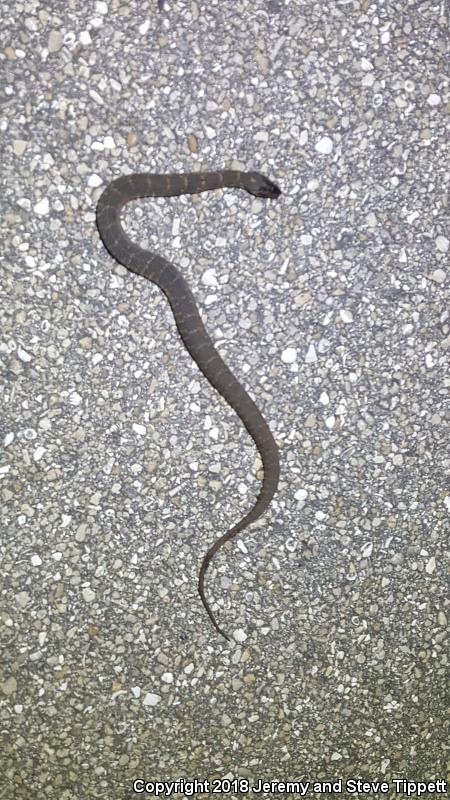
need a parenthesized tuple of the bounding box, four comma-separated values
(96, 170, 281, 639)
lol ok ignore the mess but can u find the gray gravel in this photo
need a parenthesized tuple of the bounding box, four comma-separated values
(1, 0, 449, 796)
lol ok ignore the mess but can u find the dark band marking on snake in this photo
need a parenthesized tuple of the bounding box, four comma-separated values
(96, 170, 281, 640)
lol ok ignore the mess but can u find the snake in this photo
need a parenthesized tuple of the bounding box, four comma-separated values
(96, 169, 281, 640)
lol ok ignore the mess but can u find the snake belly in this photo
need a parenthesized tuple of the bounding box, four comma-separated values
(96, 169, 281, 639)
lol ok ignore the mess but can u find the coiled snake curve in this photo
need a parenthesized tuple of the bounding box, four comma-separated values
(96, 169, 281, 640)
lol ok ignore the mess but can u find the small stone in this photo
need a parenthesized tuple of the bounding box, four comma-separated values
(361, 57, 373, 71)
(305, 343, 317, 363)
(75, 524, 87, 542)
(1, 677, 17, 696)
(63, 32, 76, 47)
(340, 309, 353, 323)
(299, 129, 308, 145)
(201, 268, 218, 287)
(285, 537, 297, 552)
(79, 30, 92, 46)
(31, 554, 42, 567)
(142, 692, 161, 706)
(425, 556, 436, 575)
(233, 628, 247, 642)
(15, 592, 30, 609)
(89, 89, 104, 105)
(13, 139, 28, 156)
(427, 93, 441, 106)
(315, 136, 333, 154)
(161, 672, 173, 684)
(187, 133, 198, 153)
(48, 30, 63, 53)
(132, 423, 146, 435)
(34, 198, 49, 215)
(295, 291, 311, 308)
(33, 446, 46, 461)
(82, 587, 96, 602)
(436, 235, 449, 253)
(430, 269, 446, 284)
(17, 346, 32, 362)
(69, 391, 82, 406)
(88, 174, 103, 188)
(281, 347, 297, 364)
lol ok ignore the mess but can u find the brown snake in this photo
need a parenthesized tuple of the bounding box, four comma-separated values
(96, 170, 281, 639)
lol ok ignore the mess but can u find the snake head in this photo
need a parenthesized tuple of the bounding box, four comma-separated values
(244, 172, 281, 198)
